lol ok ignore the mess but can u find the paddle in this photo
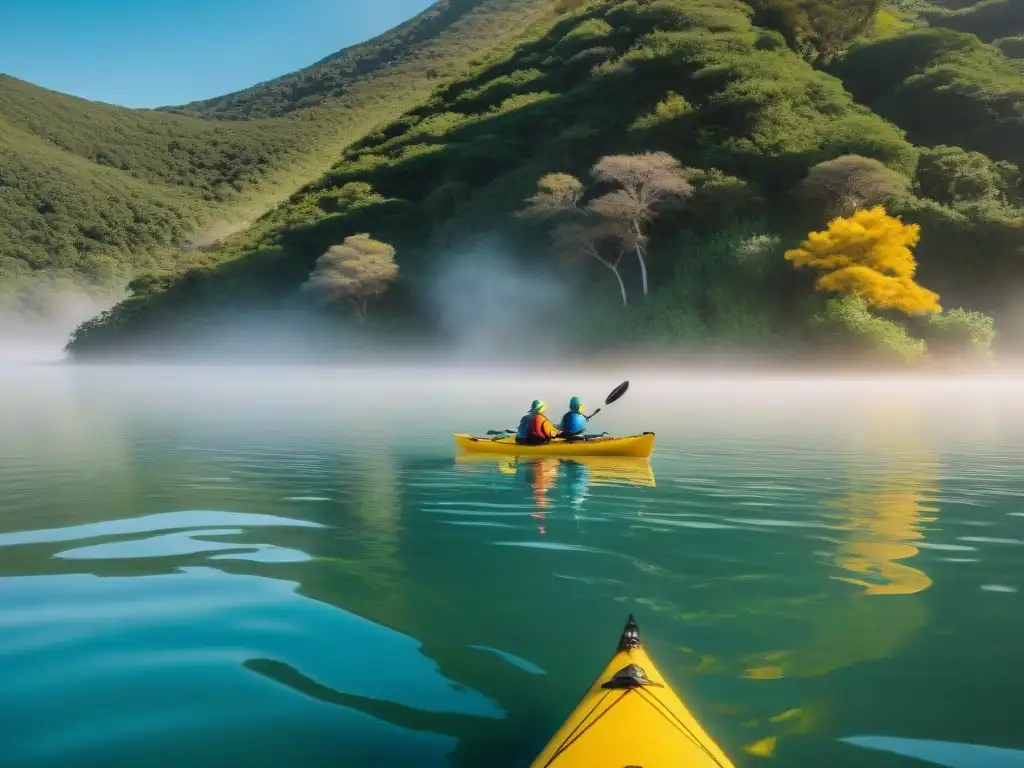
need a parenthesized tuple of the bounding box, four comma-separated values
(485, 380, 630, 437)
(585, 380, 629, 422)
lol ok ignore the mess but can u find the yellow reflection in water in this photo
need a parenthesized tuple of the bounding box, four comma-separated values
(454, 454, 655, 489)
(827, 400, 939, 596)
(699, 402, 942, 757)
(740, 404, 939, 680)
(829, 472, 938, 597)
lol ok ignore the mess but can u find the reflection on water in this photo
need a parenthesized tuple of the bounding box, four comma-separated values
(454, 455, 655, 489)
(829, 405, 938, 598)
(696, 404, 944, 758)
(455, 455, 656, 535)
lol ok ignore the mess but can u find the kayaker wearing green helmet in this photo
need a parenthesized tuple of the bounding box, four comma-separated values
(516, 399, 561, 445)
(560, 396, 589, 439)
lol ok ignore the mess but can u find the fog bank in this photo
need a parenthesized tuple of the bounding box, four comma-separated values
(0, 287, 120, 364)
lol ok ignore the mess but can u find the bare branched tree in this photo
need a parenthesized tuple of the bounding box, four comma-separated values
(519, 173, 633, 305)
(302, 234, 398, 324)
(553, 218, 630, 306)
(588, 152, 693, 295)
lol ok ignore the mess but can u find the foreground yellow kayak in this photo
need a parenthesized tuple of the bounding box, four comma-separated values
(452, 432, 655, 458)
(531, 615, 735, 768)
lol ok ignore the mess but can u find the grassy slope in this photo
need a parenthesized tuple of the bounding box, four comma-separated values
(0, 0, 551, 307)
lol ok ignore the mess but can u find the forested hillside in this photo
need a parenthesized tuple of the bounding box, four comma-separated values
(923, 0, 1023, 42)
(0, 0, 551, 316)
(64, 0, 1024, 364)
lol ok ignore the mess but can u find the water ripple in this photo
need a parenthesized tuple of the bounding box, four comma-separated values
(0, 511, 324, 549)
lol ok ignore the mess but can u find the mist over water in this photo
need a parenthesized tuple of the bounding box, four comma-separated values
(2, 365, 1024, 766)
(0, 286, 120, 364)
(426, 245, 575, 360)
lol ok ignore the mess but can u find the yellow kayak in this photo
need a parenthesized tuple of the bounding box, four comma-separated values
(531, 615, 735, 768)
(452, 432, 655, 458)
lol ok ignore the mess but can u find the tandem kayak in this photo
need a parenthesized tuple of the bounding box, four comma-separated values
(530, 615, 735, 768)
(452, 432, 655, 458)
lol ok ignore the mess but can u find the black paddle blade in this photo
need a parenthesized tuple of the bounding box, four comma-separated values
(605, 380, 629, 405)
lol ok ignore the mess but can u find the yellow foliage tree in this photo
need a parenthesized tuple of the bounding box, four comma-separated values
(785, 206, 941, 314)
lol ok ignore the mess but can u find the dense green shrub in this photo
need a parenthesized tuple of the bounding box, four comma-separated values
(922, 0, 1023, 44)
(830, 30, 1024, 168)
(812, 295, 927, 363)
(994, 35, 1024, 59)
(916, 145, 1020, 207)
(923, 307, 996, 358)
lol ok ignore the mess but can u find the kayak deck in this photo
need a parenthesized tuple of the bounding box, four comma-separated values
(453, 432, 655, 458)
(530, 615, 735, 768)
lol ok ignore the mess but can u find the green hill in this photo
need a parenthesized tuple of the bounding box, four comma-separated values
(0, 0, 552, 315)
(169, 0, 546, 120)
(65, 0, 1024, 363)
(922, 0, 1024, 43)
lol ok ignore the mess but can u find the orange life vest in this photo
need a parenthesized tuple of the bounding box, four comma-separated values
(527, 412, 557, 440)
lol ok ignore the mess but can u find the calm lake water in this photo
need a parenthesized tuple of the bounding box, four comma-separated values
(1, 365, 1023, 767)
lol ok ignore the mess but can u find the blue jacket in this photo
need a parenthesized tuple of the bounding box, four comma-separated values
(516, 414, 531, 440)
(560, 411, 587, 436)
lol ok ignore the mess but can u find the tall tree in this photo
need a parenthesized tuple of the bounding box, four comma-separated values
(588, 152, 693, 296)
(785, 206, 941, 314)
(302, 234, 399, 324)
(809, 0, 882, 64)
(520, 174, 631, 305)
(755, 0, 883, 64)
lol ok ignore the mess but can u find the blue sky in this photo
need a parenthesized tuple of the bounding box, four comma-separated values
(0, 0, 436, 108)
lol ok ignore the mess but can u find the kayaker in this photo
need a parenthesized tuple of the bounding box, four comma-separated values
(516, 400, 561, 445)
(560, 396, 588, 440)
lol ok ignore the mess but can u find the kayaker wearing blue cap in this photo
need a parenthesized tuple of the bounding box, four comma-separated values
(560, 396, 588, 440)
(516, 400, 561, 445)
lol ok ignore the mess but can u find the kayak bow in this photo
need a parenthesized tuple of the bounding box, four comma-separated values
(530, 615, 735, 768)
(453, 432, 655, 458)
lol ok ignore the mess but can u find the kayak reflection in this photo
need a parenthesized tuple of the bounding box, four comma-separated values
(454, 455, 655, 534)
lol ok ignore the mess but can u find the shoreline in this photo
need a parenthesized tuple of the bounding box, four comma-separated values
(32, 352, 1024, 379)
